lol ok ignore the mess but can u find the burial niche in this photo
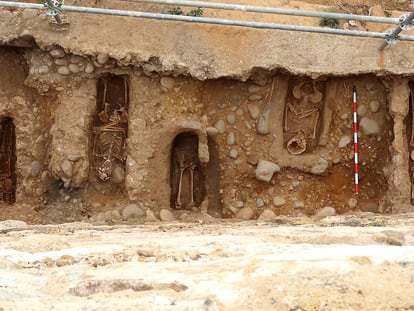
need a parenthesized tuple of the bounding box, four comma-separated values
(91, 75, 129, 191)
(0, 117, 16, 204)
(170, 132, 206, 210)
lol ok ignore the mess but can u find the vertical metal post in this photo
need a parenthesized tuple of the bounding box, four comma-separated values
(379, 7, 414, 50)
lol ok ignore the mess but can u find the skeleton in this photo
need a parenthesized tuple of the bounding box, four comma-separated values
(175, 153, 197, 209)
(0, 118, 16, 204)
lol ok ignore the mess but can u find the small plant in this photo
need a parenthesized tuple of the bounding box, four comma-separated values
(162, 7, 203, 17)
(384, 10, 392, 17)
(319, 17, 340, 28)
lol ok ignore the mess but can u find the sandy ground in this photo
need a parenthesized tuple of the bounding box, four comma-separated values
(1, 213, 414, 310)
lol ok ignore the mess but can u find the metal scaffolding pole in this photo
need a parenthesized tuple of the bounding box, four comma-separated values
(379, 9, 414, 50)
(124, 0, 401, 25)
(1, 1, 414, 42)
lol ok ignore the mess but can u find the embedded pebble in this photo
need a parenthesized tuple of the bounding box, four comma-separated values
(258, 209, 277, 221)
(160, 209, 176, 221)
(55, 58, 68, 66)
(206, 127, 218, 136)
(61, 159, 73, 177)
(57, 66, 70, 75)
(37, 65, 49, 74)
(70, 55, 84, 64)
(340, 113, 348, 120)
(292, 200, 305, 209)
(348, 198, 358, 209)
(247, 104, 260, 119)
(338, 136, 351, 148)
(235, 207, 254, 220)
(360, 117, 380, 135)
(31, 161, 41, 177)
(315, 206, 336, 217)
(227, 114, 235, 124)
(111, 210, 121, 220)
(248, 85, 262, 93)
(160, 77, 176, 89)
(227, 132, 235, 145)
(369, 100, 381, 113)
(273, 196, 286, 207)
(85, 62, 95, 74)
(229, 149, 238, 159)
(357, 104, 367, 116)
(214, 120, 226, 134)
(145, 209, 159, 222)
(255, 160, 280, 182)
(310, 158, 329, 175)
(256, 197, 265, 208)
(361, 202, 378, 213)
(292, 181, 300, 188)
(68, 64, 80, 74)
(122, 204, 145, 220)
(50, 48, 65, 58)
(96, 53, 110, 64)
(248, 94, 263, 101)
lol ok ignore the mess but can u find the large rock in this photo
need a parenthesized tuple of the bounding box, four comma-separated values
(159, 209, 177, 221)
(258, 209, 277, 221)
(255, 160, 280, 182)
(122, 204, 145, 220)
(235, 207, 254, 220)
(315, 206, 336, 217)
(360, 117, 380, 135)
(310, 158, 329, 175)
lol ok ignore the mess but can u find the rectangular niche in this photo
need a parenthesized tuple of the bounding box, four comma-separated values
(0, 117, 16, 204)
(90, 75, 129, 193)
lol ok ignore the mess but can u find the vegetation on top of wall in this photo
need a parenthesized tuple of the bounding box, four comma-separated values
(162, 7, 204, 17)
(319, 17, 340, 28)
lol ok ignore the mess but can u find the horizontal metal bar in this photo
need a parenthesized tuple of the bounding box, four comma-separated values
(1, 1, 414, 42)
(124, 0, 401, 25)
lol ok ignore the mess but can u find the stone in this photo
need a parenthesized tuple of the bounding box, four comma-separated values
(246, 153, 258, 166)
(247, 104, 260, 119)
(315, 206, 336, 217)
(122, 204, 145, 220)
(111, 210, 121, 220)
(57, 66, 70, 75)
(70, 55, 84, 64)
(360, 117, 380, 135)
(361, 202, 378, 213)
(85, 63, 95, 74)
(50, 48, 65, 58)
(96, 53, 110, 64)
(160, 77, 176, 89)
(214, 120, 225, 134)
(338, 136, 351, 148)
(159, 209, 176, 221)
(232, 200, 244, 208)
(248, 85, 262, 93)
(55, 58, 68, 66)
(348, 198, 358, 209)
(256, 197, 265, 208)
(258, 209, 277, 221)
(112, 166, 125, 184)
(292, 200, 305, 209)
(255, 160, 280, 182)
(230, 96, 241, 105)
(227, 113, 235, 124)
(145, 209, 159, 222)
(68, 64, 80, 74)
(206, 127, 218, 136)
(357, 104, 367, 116)
(61, 159, 73, 178)
(227, 132, 235, 145)
(235, 207, 254, 220)
(369, 100, 381, 113)
(31, 161, 41, 177)
(310, 158, 329, 175)
(37, 65, 49, 74)
(229, 149, 238, 159)
(248, 94, 263, 101)
(273, 196, 286, 207)
(340, 113, 349, 120)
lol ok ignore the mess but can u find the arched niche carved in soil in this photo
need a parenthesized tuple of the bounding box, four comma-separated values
(170, 132, 206, 210)
(90, 75, 129, 194)
(0, 117, 16, 204)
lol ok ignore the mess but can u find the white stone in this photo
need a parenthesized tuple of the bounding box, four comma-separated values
(61, 159, 73, 178)
(160, 209, 177, 221)
(256, 197, 265, 208)
(227, 132, 235, 145)
(248, 94, 263, 101)
(37, 65, 49, 74)
(160, 77, 176, 89)
(55, 58, 67, 66)
(122, 204, 145, 220)
(248, 85, 262, 93)
(214, 120, 226, 134)
(235, 207, 254, 220)
(360, 117, 380, 135)
(292, 200, 305, 209)
(68, 64, 80, 74)
(229, 149, 238, 159)
(338, 136, 351, 148)
(96, 53, 110, 64)
(311, 158, 329, 175)
(50, 48, 65, 58)
(315, 206, 336, 217)
(258, 209, 277, 221)
(255, 160, 280, 182)
(369, 100, 381, 113)
(247, 104, 260, 119)
(85, 63, 95, 74)
(272, 196, 286, 207)
(348, 198, 358, 209)
(207, 127, 218, 136)
(57, 66, 70, 75)
(232, 201, 244, 208)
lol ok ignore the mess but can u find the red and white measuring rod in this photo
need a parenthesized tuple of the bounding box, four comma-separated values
(353, 86, 359, 194)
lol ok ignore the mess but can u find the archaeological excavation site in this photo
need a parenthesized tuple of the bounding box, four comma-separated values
(0, 0, 414, 310)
